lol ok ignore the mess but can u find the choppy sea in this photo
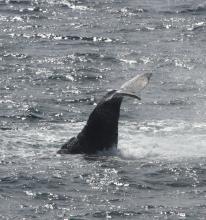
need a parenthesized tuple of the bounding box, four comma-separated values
(1, 0, 206, 219)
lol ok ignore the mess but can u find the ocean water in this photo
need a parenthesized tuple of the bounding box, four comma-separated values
(1, 0, 206, 219)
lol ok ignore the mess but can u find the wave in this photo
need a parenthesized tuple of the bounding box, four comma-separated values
(64, 52, 119, 66)
(60, 0, 91, 11)
(3, 0, 91, 11)
(186, 21, 206, 32)
(177, 3, 206, 14)
(10, 33, 115, 43)
(3, 0, 31, 5)
(3, 52, 30, 60)
(109, 6, 148, 18)
(162, 3, 206, 15)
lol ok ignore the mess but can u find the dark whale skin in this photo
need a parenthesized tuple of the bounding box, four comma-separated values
(57, 90, 123, 154)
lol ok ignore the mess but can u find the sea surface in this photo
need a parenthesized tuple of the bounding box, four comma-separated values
(1, 0, 206, 219)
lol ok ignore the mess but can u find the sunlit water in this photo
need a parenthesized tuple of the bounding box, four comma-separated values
(1, 0, 206, 219)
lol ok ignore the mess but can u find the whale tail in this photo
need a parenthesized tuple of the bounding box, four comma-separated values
(58, 72, 152, 154)
(106, 72, 152, 101)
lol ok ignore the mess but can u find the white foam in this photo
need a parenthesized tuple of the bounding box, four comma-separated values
(1, 120, 206, 161)
(55, 120, 206, 160)
(118, 120, 206, 160)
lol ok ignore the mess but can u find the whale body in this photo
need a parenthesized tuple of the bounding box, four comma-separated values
(57, 73, 151, 154)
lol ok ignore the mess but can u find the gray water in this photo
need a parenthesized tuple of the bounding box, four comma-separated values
(1, 0, 206, 219)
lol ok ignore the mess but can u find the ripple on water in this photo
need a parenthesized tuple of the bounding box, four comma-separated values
(1, 0, 206, 218)
(10, 32, 115, 43)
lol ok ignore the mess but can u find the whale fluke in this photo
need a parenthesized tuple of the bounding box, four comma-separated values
(57, 73, 151, 154)
(116, 72, 151, 99)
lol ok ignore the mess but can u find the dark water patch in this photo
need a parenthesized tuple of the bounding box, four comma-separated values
(129, 182, 154, 190)
(117, 25, 164, 34)
(168, 99, 190, 106)
(176, 3, 206, 14)
(191, 24, 206, 32)
(15, 106, 49, 122)
(5, 0, 31, 5)
(24, 191, 69, 201)
(66, 52, 100, 62)
(0, 7, 23, 15)
(83, 155, 115, 163)
(142, 166, 198, 188)
(166, 180, 194, 188)
(0, 120, 18, 131)
(26, 107, 46, 120)
(0, 176, 19, 185)
(0, 174, 42, 191)
(0, 1, 6, 6)
(64, 53, 119, 66)
(3, 52, 31, 61)
(167, 84, 199, 93)
(152, 98, 191, 107)
(160, 3, 206, 15)
(23, 202, 59, 216)
(0, 127, 12, 131)
(185, 21, 206, 34)
(48, 74, 74, 82)
(74, 69, 103, 82)
(93, 210, 142, 218)
(0, 6, 42, 17)
(22, 105, 70, 123)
